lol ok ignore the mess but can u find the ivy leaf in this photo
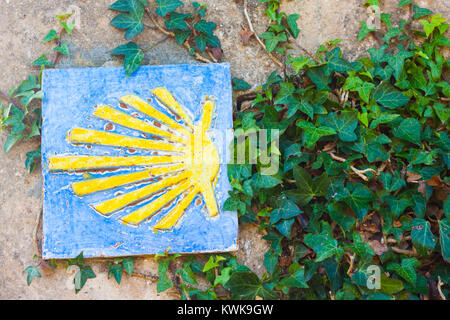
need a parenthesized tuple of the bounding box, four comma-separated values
(25, 146, 41, 173)
(327, 202, 356, 232)
(380, 274, 404, 295)
(156, 258, 173, 292)
(260, 32, 287, 53)
(336, 183, 373, 221)
(419, 14, 448, 38)
(54, 42, 69, 55)
(384, 50, 414, 80)
(122, 257, 134, 275)
(398, 0, 413, 8)
(232, 78, 251, 90)
(74, 266, 96, 293)
(4, 133, 24, 153)
(286, 14, 300, 38)
(379, 171, 406, 193)
(252, 173, 282, 189)
(373, 82, 409, 109)
(387, 258, 420, 285)
(60, 21, 75, 35)
(111, 42, 144, 76)
(277, 263, 309, 291)
(224, 271, 278, 299)
(32, 54, 53, 67)
(165, 12, 191, 30)
(155, 0, 183, 17)
(319, 111, 358, 142)
(25, 266, 41, 286)
(193, 20, 220, 50)
(413, 5, 433, 19)
(287, 166, 329, 205)
(359, 21, 375, 42)
(173, 29, 192, 45)
(275, 218, 295, 238)
(411, 218, 437, 256)
(343, 76, 375, 103)
(304, 233, 343, 262)
(270, 196, 302, 224)
(392, 118, 421, 146)
(110, 0, 145, 40)
(108, 263, 123, 284)
(439, 219, 450, 262)
(43, 29, 59, 42)
(386, 195, 411, 218)
(296, 120, 336, 149)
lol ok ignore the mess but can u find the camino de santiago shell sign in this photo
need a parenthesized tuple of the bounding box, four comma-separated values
(41, 63, 237, 258)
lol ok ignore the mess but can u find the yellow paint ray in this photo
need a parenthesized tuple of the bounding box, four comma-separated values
(93, 105, 186, 144)
(199, 183, 219, 217)
(48, 155, 184, 171)
(67, 128, 185, 152)
(94, 171, 190, 215)
(153, 187, 199, 231)
(122, 180, 191, 225)
(200, 100, 215, 135)
(72, 169, 152, 196)
(151, 87, 194, 128)
(120, 95, 192, 138)
(150, 163, 185, 176)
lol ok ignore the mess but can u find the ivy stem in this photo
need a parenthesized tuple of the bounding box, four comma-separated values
(243, 0, 283, 68)
(0, 89, 19, 109)
(142, 35, 171, 52)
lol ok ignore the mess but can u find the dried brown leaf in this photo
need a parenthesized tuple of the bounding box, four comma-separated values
(240, 29, 254, 46)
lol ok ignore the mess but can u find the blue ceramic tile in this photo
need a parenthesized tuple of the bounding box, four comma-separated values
(41, 63, 237, 259)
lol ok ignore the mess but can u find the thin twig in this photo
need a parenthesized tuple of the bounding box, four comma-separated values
(390, 246, 418, 257)
(142, 35, 171, 52)
(329, 152, 346, 162)
(345, 252, 355, 277)
(437, 276, 446, 300)
(131, 272, 159, 282)
(243, 0, 283, 68)
(350, 166, 377, 181)
(288, 39, 319, 64)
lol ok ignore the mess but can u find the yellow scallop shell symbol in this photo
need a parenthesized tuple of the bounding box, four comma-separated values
(48, 88, 220, 231)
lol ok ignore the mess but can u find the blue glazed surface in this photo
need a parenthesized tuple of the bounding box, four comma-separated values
(41, 63, 237, 259)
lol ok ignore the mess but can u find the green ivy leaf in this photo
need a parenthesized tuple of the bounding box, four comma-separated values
(108, 263, 123, 284)
(296, 120, 336, 149)
(43, 29, 59, 42)
(319, 111, 358, 142)
(373, 82, 409, 109)
(232, 78, 251, 91)
(25, 266, 41, 286)
(359, 21, 375, 42)
(392, 118, 421, 146)
(111, 42, 144, 77)
(398, 0, 413, 8)
(224, 271, 278, 299)
(54, 42, 69, 55)
(165, 12, 191, 30)
(110, 0, 145, 40)
(411, 218, 437, 256)
(336, 183, 373, 221)
(122, 257, 134, 275)
(74, 266, 96, 293)
(304, 233, 343, 262)
(439, 219, 450, 262)
(155, 0, 183, 17)
(286, 14, 300, 38)
(32, 54, 53, 67)
(387, 258, 420, 285)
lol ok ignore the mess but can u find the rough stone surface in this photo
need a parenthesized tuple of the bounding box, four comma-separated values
(0, 0, 448, 299)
